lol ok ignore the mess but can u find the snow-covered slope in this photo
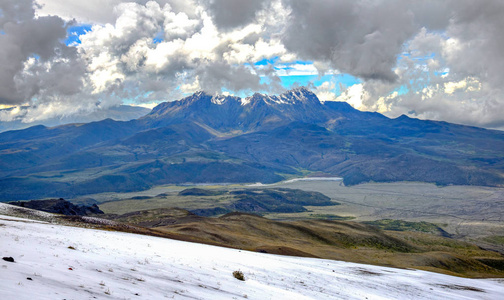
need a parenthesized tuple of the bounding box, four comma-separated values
(1, 213, 503, 299)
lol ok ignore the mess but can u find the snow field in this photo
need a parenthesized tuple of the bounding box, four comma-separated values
(1, 214, 503, 300)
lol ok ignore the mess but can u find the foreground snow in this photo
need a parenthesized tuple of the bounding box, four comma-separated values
(0, 215, 503, 300)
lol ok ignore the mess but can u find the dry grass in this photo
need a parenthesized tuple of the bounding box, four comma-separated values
(150, 211, 504, 278)
(99, 194, 235, 215)
(7, 198, 503, 279)
(232, 270, 245, 281)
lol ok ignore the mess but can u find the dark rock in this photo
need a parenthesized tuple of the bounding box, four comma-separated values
(8, 198, 104, 216)
(2, 257, 14, 262)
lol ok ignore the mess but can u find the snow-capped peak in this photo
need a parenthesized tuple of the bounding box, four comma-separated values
(278, 87, 320, 104)
(240, 88, 320, 106)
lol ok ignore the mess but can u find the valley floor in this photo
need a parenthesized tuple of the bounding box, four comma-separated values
(1, 206, 503, 299)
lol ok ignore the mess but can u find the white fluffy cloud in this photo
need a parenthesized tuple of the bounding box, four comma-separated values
(76, 0, 291, 99)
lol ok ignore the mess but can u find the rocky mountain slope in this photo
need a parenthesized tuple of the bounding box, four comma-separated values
(1, 88, 503, 200)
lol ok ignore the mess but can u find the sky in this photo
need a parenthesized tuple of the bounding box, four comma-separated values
(1, 0, 504, 130)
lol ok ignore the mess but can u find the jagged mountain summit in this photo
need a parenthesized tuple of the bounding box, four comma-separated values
(1, 88, 504, 200)
(142, 87, 380, 131)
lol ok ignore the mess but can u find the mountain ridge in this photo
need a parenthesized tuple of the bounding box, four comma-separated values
(1, 88, 503, 200)
(141, 87, 333, 132)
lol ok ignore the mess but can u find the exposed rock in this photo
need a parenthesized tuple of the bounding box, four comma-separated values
(8, 198, 104, 216)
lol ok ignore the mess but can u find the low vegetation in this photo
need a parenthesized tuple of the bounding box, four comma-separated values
(187, 188, 337, 216)
(4, 199, 504, 278)
(98, 207, 504, 278)
(363, 219, 451, 237)
(232, 270, 245, 281)
(483, 235, 504, 246)
(100, 187, 339, 217)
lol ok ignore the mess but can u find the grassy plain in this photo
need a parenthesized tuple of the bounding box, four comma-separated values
(92, 179, 504, 253)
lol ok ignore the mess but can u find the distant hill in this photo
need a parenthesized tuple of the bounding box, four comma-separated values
(1, 87, 504, 200)
(0, 105, 151, 133)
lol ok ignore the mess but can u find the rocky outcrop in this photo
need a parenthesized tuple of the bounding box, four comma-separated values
(8, 198, 103, 216)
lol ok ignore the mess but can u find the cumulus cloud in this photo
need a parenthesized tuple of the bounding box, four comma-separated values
(1, 0, 504, 129)
(206, 0, 267, 30)
(296, 0, 504, 129)
(281, 0, 420, 82)
(0, 0, 85, 106)
(77, 0, 288, 99)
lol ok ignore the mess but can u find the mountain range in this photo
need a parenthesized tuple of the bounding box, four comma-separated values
(1, 87, 504, 201)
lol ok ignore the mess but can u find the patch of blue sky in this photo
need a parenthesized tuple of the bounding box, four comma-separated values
(255, 57, 361, 92)
(395, 85, 409, 95)
(254, 57, 280, 66)
(254, 57, 312, 67)
(153, 30, 164, 44)
(288, 60, 313, 65)
(271, 73, 361, 95)
(65, 24, 92, 46)
(434, 69, 449, 77)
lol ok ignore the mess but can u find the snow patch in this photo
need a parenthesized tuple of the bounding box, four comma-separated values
(211, 95, 228, 105)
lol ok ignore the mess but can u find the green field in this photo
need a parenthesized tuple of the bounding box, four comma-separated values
(84, 179, 504, 253)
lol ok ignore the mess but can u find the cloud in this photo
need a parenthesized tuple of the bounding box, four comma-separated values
(313, 81, 338, 102)
(77, 1, 288, 99)
(0, 0, 85, 105)
(206, 0, 267, 30)
(443, 0, 504, 89)
(1, 0, 504, 130)
(334, 84, 366, 110)
(281, 0, 420, 82)
(36, 0, 199, 24)
(444, 78, 481, 95)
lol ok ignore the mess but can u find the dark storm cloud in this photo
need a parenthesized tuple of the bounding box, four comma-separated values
(0, 0, 36, 26)
(281, 0, 421, 82)
(0, 0, 84, 105)
(206, 0, 267, 29)
(446, 0, 504, 88)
